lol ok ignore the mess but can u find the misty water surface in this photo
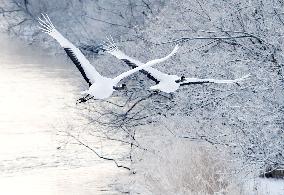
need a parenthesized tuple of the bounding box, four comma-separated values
(0, 35, 126, 195)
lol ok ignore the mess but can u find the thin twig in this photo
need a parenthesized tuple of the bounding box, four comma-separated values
(65, 131, 131, 171)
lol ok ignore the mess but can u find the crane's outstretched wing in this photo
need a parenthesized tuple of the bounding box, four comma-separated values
(180, 74, 251, 86)
(104, 40, 249, 87)
(112, 45, 179, 85)
(38, 14, 103, 86)
(105, 40, 174, 84)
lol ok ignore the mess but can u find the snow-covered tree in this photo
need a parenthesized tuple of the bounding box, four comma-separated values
(2, 0, 283, 192)
(0, 0, 165, 48)
(89, 0, 284, 176)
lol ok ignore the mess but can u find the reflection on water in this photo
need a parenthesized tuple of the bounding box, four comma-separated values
(0, 35, 125, 194)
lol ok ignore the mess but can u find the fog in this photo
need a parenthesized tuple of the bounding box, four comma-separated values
(0, 34, 125, 195)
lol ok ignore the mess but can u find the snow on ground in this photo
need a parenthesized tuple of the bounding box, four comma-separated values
(241, 178, 284, 195)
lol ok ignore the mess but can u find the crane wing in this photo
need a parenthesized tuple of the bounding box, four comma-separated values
(180, 74, 251, 86)
(112, 45, 179, 85)
(105, 40, 174, 84)
(38, 14, 103, 86)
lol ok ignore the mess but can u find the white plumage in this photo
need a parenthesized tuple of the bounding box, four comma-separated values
(38, 14, 179, 100)
(105, 41, 250, 93)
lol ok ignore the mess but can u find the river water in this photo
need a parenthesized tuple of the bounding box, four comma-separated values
(0, 36, 126, 195)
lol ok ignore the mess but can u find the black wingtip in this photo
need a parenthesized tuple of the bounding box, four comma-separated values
(64, 48, 92, 87)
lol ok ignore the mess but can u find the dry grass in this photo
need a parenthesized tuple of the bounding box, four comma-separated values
(129, 125, 243, 194)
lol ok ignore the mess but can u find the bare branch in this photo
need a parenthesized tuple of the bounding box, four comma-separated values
(63, 131, 131, 171)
